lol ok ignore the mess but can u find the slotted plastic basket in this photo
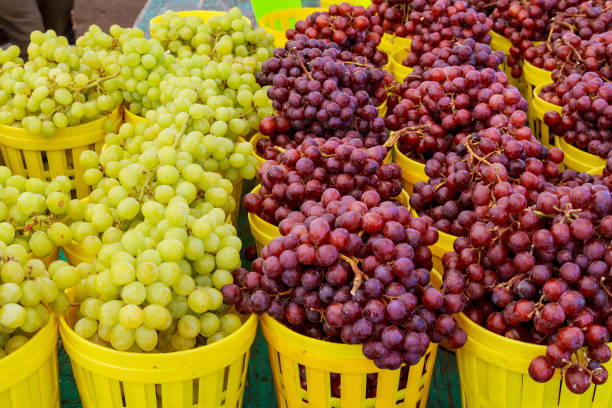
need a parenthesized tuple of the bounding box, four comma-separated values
(123, 107, 146, 125)
(0, 313, 59, 408)
(261, 313, 438, 408)
(393, 144, 427, 195)
(555, 136, 606, 174)
(379, 34, 412, 57)
(150, 10, 251, 32)
(531, 83, 561, 148)
(456, 312, 612, 408)
(321, 0, 372, 9)
(523, 61, 552, 133)
(390, 48, 414, 82)
(60, 306, 258, 408)
(489, 30, 527, 95)
(0, 107, 121, 199)
(259, 8, 325, 48)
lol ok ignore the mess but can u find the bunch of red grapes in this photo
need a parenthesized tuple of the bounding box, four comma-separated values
(549, 0, 612, 41)
(225, 190, 467, 369)
(256, 42, 393, 156)
(491, 0, 560, 77)
(525, 31, 612, 79)
(401, 38, 505, 76)
(243, 137, 402, 226)
(543, 72, 612, 158)
(286, 5, 388, 67)
(368, 0, 434, 38)
(405, 0, 493, 57)
(441, 180, 612, 392)
(409, 134, 565, 237)
(385, 65, 527, 162)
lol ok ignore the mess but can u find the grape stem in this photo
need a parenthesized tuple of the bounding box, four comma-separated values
(138, 115, 192, 202)
(290, 48, 314, 81)
(77, 72, 120, 91)
(465, 140, 492, 166)
(383, 124, 431, 148)
(339, 253, 368, 295)
(0, 63, 23, 74)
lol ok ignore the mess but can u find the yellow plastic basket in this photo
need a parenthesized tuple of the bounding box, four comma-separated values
(62, 241, 93, 266)
(379, 34, 412, 57)
(523, 61, 552, 134)
(532, 83, 561, 148)
(390, 48, 414, 82)
(489, 30, 527, 95)
(230, 177, 243, 227)
(555, 136, 606, 174)
(150, 10, 251, 32)
(456, 312, 612, 408)
(589, 166, 605, 176)
(247, 185, 281, 255)
(0, 313, 59, 408)
(259, 8, 325, 48)
(261, 313, 437, 408)
(409, 208, 453, 282)
(33, 246, 60, 268)
(250, 133, 268, 171)
(123, 107, 146, 125)
(0, 107, 121, 199)
(59, 306, 258, 408)
(321, 0, 372, 9)
(393, 144, 427, 195)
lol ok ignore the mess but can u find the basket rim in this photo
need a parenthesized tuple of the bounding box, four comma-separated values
(0, 107, 121, 150)
(0, 313, 58, 391)
(150, 10, 251, 27)
(60, 308, 257, 382)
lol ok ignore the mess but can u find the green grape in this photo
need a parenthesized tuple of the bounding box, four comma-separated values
(0, 303, 26, 328)
(220, 314, 242, 336)
(110, 324, 135, 351)
(29, 231, 54, 257)
(202, 287, 223, 311)
(142, 304, 169, 329)
(171, 332, 196, 351)
(47, 222, 73, 246)
(211, 269, 233, 290)
(118, 304, 144, 329)
(146, 282, 172, 306)
(121, 281, 146, 305)
(134, 326, 157, 351)
(187, 288, 210, 314)
(52, 265, 81, 289)
(199, 312, 220, 337)
(177, 314, 199, 338)
(109, 261, 135, 286)
(74, 317, 98, 339)
(5, 334, 28, 353)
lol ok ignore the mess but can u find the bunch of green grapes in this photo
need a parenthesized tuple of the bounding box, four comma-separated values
(0, 167, 84, 357)
(0, 166, 92, 260)
(0, 254, 77, 357)
(115, 31, 173, 116)
(0, 29, 123, 137)
(68, 122, 244, 352)
(150, 8, 274, 60)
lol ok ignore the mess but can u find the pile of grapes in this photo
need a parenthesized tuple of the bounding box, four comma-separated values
(228, 189, 465, 369)
(0, 29, 123, 137)
(0, 167, 88, 355)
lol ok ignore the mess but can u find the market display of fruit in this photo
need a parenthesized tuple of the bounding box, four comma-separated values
(0, 28, 123, 137)
(5, 0, 612, 404)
